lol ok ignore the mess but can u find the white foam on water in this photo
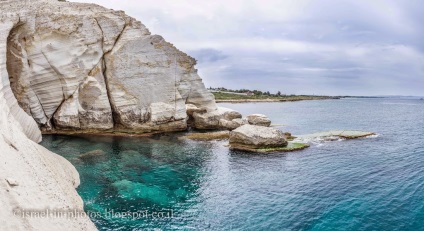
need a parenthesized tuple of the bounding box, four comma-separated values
(366, 134, 380, 139)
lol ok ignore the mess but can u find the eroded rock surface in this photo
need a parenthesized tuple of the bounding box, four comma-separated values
(192, 107, 242, 130)
(219, 117, 248, 130)
(246, 114, 271, 127)
(3, 0, 217, 135)
(0, 0, 223, 230)
(229, 124, 288, 151)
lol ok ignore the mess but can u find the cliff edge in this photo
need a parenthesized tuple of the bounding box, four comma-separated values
(0, 0, 221, 230)
(3, 0, 218, 138)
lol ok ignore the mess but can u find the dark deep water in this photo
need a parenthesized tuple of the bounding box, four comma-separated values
(41, 98, 424, 230)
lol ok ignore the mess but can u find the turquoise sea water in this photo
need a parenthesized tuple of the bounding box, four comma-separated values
(41, 98, 424, 230)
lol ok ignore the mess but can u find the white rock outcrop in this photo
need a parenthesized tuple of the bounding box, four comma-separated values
(1, 3, 97, 230)
(229, 124, 288, 150)
(4, 0, 217, 135)
(192, 107, 242, 130)
(0, 0, 225, 230)
(186, 103, 207, 116)
(246, 114, 272, 127)
(219, 118, 248, 130)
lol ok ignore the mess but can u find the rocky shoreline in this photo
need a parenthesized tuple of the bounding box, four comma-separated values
(0, 0, 221, 229)
(0, 1, 282, 229)
(0, 0, 376, 230)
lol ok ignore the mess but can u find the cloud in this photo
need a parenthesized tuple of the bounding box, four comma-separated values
(72, 0, 424, 96)
(188, 49, 228, 63)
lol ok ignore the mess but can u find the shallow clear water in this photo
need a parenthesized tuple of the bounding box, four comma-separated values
(41, 98, 424, 230)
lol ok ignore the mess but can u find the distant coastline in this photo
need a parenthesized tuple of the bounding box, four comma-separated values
(210, 88, 414, 103)
(215, 96, 341, 103)
(210, 88, 375, 103)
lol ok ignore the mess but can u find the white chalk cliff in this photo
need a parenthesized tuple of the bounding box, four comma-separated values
(0, 0, 230, 230)
(4, 0, 218, 137)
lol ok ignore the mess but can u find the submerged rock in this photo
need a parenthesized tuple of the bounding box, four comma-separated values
(112, 179, 170, 205)
(179, 131, 230, 141)
(240, 142, 310, 153)
(246, 114, 272, 127)
(79, 149, 106, 160)
(295, 130, 376, 143)
(229, 124, 288, 151)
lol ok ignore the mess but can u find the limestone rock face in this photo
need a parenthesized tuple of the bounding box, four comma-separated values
(219, 118, 248, 130)
(3, 0, 216, 134)
(0, 2, 97, 229)
(0, 0, 219, 230)
(246, 114, 271, 127)
(229, 124, 288, 150)
(186, 103, 206, 116)
(192, 107, 242, 130)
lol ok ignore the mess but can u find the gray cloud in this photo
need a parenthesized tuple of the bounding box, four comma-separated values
(187, 49, 228, 63)
(73, 0, 424, 96)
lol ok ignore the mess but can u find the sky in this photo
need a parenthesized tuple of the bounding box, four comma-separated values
(73, 0, 424, 96)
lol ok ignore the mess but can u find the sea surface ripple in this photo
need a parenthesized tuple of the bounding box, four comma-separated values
(41, 98, 424, 230)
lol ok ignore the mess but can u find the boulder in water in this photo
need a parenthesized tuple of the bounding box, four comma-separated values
(219, 118, 248, 130)
(229, 124, 288, 152)
(246, 114, 271, 127)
